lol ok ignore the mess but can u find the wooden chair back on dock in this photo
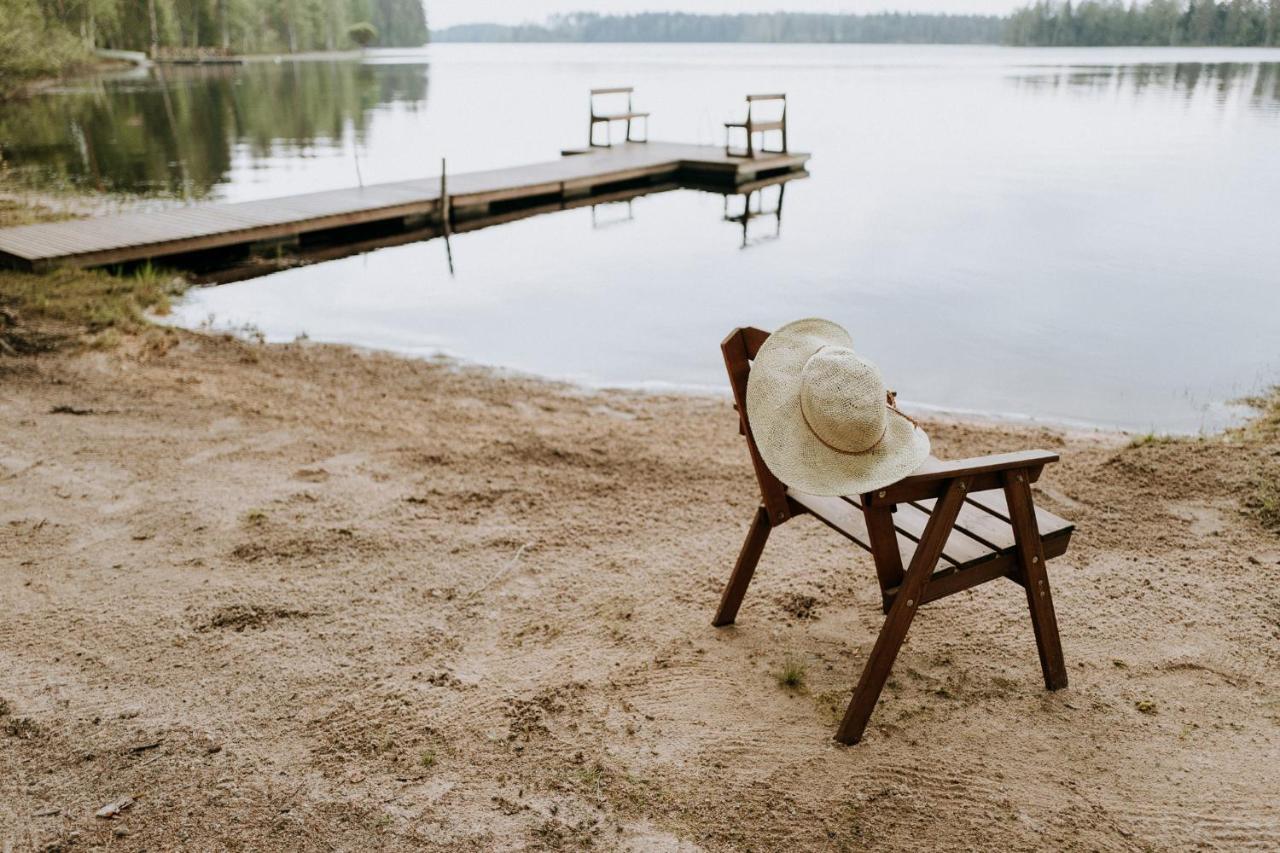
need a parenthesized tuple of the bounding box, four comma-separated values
(724, 94, 788, 158)
(589, 87, 650, 148)
(716, 326, 1074, 745)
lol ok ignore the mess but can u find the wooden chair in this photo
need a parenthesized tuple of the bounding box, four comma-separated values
(589, 87, 650, 148)
(724, 94, 788, 158)
(716, 327, 1074, 745)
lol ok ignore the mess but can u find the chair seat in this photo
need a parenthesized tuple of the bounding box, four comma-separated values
(592, 111, 649, 121)
(787, 483, 1073, 606)
(724, 119, 785, 132)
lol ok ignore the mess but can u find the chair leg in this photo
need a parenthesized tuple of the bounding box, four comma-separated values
(713, 504, 772, 627)
(1003, 471, 1069, 691)
(835, 564, 926, 745)
(835, 478, 969, 745)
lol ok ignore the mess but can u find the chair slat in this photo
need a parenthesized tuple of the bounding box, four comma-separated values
(593, 111, 650, 121)
(915, 497, 1018, 551)
(965, 490, 1074, 539)
(787, 490, 916, 568)
(882, 501, 994, 568)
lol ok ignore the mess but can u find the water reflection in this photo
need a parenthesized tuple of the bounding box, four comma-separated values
(1012, 61, 1280, 108)
(723, 182, 786, 249)
(0, 62, 429, 198)
(591, 200, 635, 229)
(196, 169, 806, 284)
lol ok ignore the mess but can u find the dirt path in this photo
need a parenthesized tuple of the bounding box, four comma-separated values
(1, 333, 1277, 851)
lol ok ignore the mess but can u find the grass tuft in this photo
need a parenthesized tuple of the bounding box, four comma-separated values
(775, 655, 807, 691)
(1127, 431, 1179, 449)
(4, 716, 40, 739)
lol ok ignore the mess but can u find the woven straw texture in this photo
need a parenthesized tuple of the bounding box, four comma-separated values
(745, 318, 930, 497)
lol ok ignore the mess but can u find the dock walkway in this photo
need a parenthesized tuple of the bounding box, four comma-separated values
(0, 142, 809, 271)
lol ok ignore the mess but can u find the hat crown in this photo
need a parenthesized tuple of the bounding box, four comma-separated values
(798, 346, 887, 454)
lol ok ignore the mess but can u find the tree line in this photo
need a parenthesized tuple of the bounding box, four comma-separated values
(1006, 1, 1280, 45)
(435, 4, 1280, 47)
(7, 2, 1280, 101)
(1, 0, 427, 97)
(436, 12, 1005, 45)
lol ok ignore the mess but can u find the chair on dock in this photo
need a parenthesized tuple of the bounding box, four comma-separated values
(589, 87, 650, 148)
(724, 94, 788, 158)
(715, 326, 1075, 745)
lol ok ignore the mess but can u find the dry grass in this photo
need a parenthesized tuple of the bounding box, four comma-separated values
(0, 185, 186, 354)
(1237, 387, 1280, 532)
(0, 196, 61, 228)
(0, 264, 185, 353)
(1127, 431, 1180, 448)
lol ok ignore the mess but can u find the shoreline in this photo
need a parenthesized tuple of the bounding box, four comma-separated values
(166, 317, 1253, 440)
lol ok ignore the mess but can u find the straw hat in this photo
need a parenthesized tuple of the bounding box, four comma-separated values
(745, 318, 930, 497)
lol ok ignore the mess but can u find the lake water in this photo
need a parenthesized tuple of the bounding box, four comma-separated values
(5, 44, 1280, 433)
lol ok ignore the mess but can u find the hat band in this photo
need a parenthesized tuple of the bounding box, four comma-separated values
(799, 392, 916, 457)
(799, 401, 888, 457)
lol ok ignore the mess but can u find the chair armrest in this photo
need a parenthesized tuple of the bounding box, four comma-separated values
(864, 450, 1059, 506)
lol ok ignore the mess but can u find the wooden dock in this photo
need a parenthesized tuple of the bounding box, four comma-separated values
(0, 142, 809, 272)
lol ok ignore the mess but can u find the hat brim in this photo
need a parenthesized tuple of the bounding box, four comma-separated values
(746, 318, 931, 497)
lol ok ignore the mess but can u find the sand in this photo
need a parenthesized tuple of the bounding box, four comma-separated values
(1, 331, 1278, 851)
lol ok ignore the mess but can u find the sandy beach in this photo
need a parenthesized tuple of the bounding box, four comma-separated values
(1, 329, 1277, 850)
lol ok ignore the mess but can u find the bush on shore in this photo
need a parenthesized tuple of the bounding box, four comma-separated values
(0, 0, 90, 100)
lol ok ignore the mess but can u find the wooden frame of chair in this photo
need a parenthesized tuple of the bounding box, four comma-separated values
(724, 94, 788, 159)
(715, 326, 1073, 745)
(589, 87, 650, 148)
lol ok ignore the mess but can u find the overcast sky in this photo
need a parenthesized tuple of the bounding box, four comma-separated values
(429, 1, 1029, 29)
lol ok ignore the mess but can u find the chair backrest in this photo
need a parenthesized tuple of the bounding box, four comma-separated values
(745, 93, 786, 123)
(721, 327, 793, 525)
(590, 87, 634, 116)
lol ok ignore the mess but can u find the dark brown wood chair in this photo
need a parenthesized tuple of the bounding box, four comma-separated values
(716, 326, 1074, 745)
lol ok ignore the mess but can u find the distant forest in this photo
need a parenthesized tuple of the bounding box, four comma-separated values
(435, 3, 1280, 47)
(435, 12, 1004, 45)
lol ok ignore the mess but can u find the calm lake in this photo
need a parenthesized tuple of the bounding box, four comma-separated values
(5, 44, 1280, 433)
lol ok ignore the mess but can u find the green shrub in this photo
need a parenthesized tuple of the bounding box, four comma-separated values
(0, 0, 90, 100)
(347, 22, 378, 48)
